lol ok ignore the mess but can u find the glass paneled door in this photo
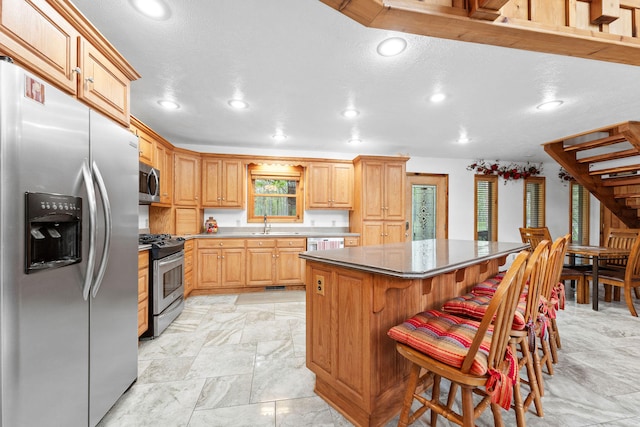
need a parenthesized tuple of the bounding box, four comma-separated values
(406, 174, 448, 240)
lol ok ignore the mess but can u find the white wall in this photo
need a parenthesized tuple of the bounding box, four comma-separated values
(406, 156, 601, 244)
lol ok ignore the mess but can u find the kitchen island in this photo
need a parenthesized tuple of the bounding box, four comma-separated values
(299, 239, 528, 427)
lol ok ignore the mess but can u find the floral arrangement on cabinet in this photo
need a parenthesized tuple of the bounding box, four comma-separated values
(467, 160, 543, 183)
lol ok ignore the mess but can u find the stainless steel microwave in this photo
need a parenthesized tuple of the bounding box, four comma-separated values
(139, 162, 160, 204)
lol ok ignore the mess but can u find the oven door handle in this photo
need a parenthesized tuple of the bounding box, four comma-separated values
(91, 161, 112, 298)
(157, 251, 184, 268)
(81, 159, 97, 301)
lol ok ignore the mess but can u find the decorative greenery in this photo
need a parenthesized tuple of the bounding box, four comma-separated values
(467, 160, 543, 183)
(558, 167, 574, 183)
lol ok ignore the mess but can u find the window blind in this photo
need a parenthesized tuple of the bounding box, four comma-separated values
(524, 177, 545, 227)
(475, 175, 498, 241)
(570, 182, 590, 244)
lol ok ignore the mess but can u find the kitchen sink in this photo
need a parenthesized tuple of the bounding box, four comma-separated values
(251, 231, 300, 235)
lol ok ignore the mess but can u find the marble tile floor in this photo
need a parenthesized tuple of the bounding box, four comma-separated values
(98, 286, 640, 427)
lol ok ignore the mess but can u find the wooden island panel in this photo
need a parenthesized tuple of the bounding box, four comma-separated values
(302, 239, 525, 426)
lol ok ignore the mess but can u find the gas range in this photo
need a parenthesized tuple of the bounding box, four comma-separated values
(139, 233, 185, 259)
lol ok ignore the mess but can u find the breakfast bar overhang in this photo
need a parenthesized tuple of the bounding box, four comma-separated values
(299, 239, 528, 427)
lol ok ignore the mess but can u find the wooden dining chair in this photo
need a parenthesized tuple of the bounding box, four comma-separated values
(388, 250, 530, 427)
(519, 227, 551, 251)
(438, 241, 549, 426)
(599, 228, 640, 302)
(585, 233, 640, 317)
(537, 234, 570, 386)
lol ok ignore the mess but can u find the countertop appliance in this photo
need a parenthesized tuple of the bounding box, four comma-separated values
(307, 237, 345, 251)
(0, 59, 138, 426)
(139, 234, 185, 338)
(139, 161, 160, 204)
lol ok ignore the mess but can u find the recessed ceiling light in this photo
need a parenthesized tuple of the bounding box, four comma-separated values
(457, 136, 470, 144)
(430, 93, 446, 103)
(157, 99, 180, 110)
(376, 37, 407, 57)
(228, 99, 249, 109)
(272, 132, 287, 142)
(129, 0, 171, 20)
(342, 109, 359, 118)
(536, 100, 564, 111)
(348, 138, 362, 144)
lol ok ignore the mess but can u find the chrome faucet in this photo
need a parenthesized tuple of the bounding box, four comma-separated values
(263, 214, 269, 234)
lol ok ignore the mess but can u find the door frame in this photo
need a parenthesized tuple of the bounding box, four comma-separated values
(405, 173, 449, 240)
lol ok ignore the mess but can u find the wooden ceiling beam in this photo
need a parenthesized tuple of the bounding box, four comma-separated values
(319, 0, 640, 66)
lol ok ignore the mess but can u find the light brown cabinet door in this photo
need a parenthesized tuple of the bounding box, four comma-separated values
(154, 142, 173, 205)
(78, 39, 130, 126)
(307, 163, 332, 208)
(276, 248, 304, 284)
(331, 163, 354, 209)
(362, 161, 385, 220)
(136, 130, 154, 165)
(361, 221, 385, 246)
(197, 249, 222, 289)
(137, 250, 149, 336)
(0, 0, 79, 95)
(222, 159, 244, 207)
(384, 221, 406, 244)
(201, 158, 222, 206)
(384, 162, 406, 221)
(246, 247, 275, 286)
(221, 248, 246, 286)
(174, 152, 201, 206)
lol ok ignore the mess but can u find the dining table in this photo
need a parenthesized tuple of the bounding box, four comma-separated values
(566, 244, 630, 311)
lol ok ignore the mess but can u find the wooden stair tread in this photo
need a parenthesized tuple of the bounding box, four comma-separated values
(578, 148, 639, 164)
(589, 165, 640, 176)
(564, 134, 627, 152)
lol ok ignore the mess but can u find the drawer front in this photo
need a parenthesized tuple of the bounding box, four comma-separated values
(276, 238, 306, 248)
(184, 239, 195, 251)
(184, 251, 193, 272)
(345, 237, 360, 247)
(197, 238, 245, 248)
(246, 239, 276, 248)
(138, 250, 149, 268)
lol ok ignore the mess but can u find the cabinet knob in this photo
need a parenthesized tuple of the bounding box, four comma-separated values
(85, 76, 94, 83)
(72, 67, 82, 74)
(219, 243, 223, 246)
(222, 256, 225, 259)
(259, 242, 263, 246)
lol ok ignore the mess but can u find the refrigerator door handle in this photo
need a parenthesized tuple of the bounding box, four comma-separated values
(91, 161, 112, 298)
(82, 159, 98, 300)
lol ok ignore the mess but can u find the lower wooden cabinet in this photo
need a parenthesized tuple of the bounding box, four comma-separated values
(246, 238, 305, 286)
(196, 239, 245, 289)
(184, 240, 194, 297)
(137, 250, 149, 336)
(361, 221, 405, 246)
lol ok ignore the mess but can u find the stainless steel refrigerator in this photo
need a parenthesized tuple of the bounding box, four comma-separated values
(0, 58, 138, 426)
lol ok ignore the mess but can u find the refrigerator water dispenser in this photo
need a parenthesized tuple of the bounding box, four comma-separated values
(25, 192, 82, 273)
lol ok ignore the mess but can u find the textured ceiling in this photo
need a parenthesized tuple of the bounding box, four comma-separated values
(70, 0, 640, 163)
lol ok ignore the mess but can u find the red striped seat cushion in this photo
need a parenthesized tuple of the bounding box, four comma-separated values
(471, 273, 505, 297)
(387, 310, 493, 376)
(442, 294, 527, 331)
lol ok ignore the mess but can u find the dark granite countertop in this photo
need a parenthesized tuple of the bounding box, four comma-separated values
(299, 239, 528, 279)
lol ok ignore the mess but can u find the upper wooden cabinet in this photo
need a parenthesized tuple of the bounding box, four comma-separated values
(306, 162, 354, 210)
(201, 157, 245, 208)
(350, 155, 409, 246)
(154, 142, 173, 206)
(0, 0, 139, 126)
(131, 116, 174, 205)
(359, 157, 407, 221)
(174, 150, 201, 206)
